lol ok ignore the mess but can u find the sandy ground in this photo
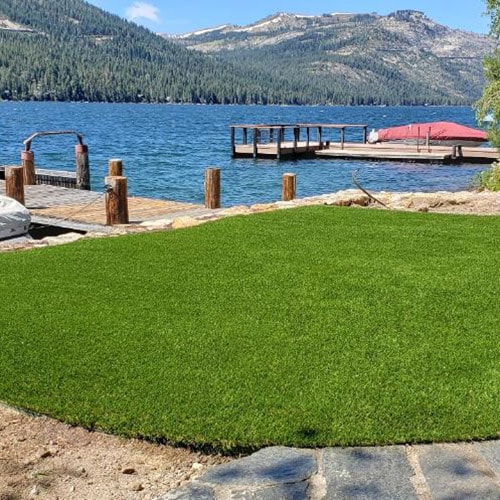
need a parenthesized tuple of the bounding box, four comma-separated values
(0, 404, 230, 500)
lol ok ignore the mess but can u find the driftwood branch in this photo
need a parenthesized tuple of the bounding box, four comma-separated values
(351, 169, 388, 208)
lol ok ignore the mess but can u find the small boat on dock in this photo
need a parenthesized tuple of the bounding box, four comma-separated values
(368, 121, 488, 147)
(0, 195, 31, 240)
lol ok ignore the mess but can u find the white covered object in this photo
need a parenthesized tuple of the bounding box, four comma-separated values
(0, 195, 31, 240)
(367, 129, 379, 144)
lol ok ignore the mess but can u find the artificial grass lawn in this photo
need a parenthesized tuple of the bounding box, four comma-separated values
(0, 206, 499, 451)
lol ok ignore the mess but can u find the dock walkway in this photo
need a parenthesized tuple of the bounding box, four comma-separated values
(0, 180, 207, 231)
(231, 123, 368, 160)
(231, 123, 498, 164)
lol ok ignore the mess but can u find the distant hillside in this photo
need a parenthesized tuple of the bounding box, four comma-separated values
(0, 0, 266, 103)
(0, 2, 494, 105)
(163, 10, 495, 105)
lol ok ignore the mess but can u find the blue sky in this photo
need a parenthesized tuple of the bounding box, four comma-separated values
(87, 0, 491, 35)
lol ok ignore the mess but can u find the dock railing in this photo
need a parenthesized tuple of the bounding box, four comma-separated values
(231, 123, 368, 159)
(20, 130, 90, 190)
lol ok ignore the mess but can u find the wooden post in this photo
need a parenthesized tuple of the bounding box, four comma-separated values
(230, 127, 236, 157)
(363, 126, 368, 144)
(277, 127, 284, 160)
(416, 126, 421, 153)
(252, 128, 258, 158)
(204, 167, 221, 209)
(318, 126, 323, 149)
(75, 144, 91, 190)
(105, 175, 129, 225)
(306, 127, 310, 151)
(243, 128, 248, 145)
(108, 158, 123, 176)
(293, 126, 299, 152)
(21, 150, 36, 185)
(269, 128, 274, 143)
(5, 166, 25, 205)
(451, 145, 463, 161)
(282, 173, 296, 201)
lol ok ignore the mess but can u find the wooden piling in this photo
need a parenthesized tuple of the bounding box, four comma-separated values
(75, 144, 91, 190)
(108, 158, 123, 177)
(105, 175, 129, 225)
(204, 168, 221, 209)
(21, 150, 36, 185)
(340, 127, 346, 150)
(277, 127, 284, 160)
(231, 127, 236, 157)
(5, 166, 25, 205)
(293, 126, 299, 152)
(282, 173, 296, 201)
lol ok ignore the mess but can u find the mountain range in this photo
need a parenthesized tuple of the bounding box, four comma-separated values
(0, 1, 494, 105)
(163, 10, 495, 105)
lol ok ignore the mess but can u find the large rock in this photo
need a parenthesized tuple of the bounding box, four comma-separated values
(199, 447, 317, 487)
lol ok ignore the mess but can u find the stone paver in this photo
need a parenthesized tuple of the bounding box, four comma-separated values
(157, 442, 500, 500)
(200, 447, 316, 488)
(477, 441, 500, 479)
(417, 443, 500, 500)
(322, 446, 417, 499)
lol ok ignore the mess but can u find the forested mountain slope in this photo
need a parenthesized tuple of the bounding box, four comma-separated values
(0, 0, 267, 103)
(0, 2, 494, 105)
(165, 10, 496, 105)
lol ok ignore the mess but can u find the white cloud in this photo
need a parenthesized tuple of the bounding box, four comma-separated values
(125, 2, 161, 24)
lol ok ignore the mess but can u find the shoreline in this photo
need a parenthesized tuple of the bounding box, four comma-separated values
(2, 189, 500, 253)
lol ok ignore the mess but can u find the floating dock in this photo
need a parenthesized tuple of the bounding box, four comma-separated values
(231, 123, 498, 164)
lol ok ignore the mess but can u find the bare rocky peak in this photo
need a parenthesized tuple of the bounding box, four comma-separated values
(162, 9, 494, 58)
(162, 11, 360, 40)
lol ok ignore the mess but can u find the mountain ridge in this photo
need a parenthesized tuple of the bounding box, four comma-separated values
(0, 2, 494, 105)
(162, 9, 494, 105)
(0, 0, 271, 103)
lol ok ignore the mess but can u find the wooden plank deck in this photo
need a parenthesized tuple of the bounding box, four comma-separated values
(316, 143, 498, 163)
(234, 141, 323, 158)
(0, 180, 206, 228)
(234, 140, 498, 163)
(316, 145, 452, 163)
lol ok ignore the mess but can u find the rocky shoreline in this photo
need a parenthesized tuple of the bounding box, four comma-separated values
(2, 189, 500, 253)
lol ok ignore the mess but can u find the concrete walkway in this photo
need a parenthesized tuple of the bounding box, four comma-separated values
(158, 442, 500, 499)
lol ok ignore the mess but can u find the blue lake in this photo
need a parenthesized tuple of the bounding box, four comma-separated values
(0, 102, 490, 206)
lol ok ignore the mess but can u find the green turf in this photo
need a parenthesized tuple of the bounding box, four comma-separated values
(1, 207, 499, 451)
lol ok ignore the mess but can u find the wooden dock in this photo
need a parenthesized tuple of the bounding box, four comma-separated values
(0, 180, 207, 232)
(0, 166, 78, 188)
(316, 142, 499, 164)
(231, 123, 368, 159)
(231, 123, 498, 164)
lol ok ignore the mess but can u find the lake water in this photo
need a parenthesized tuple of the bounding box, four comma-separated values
(0, 102, 490, 206)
